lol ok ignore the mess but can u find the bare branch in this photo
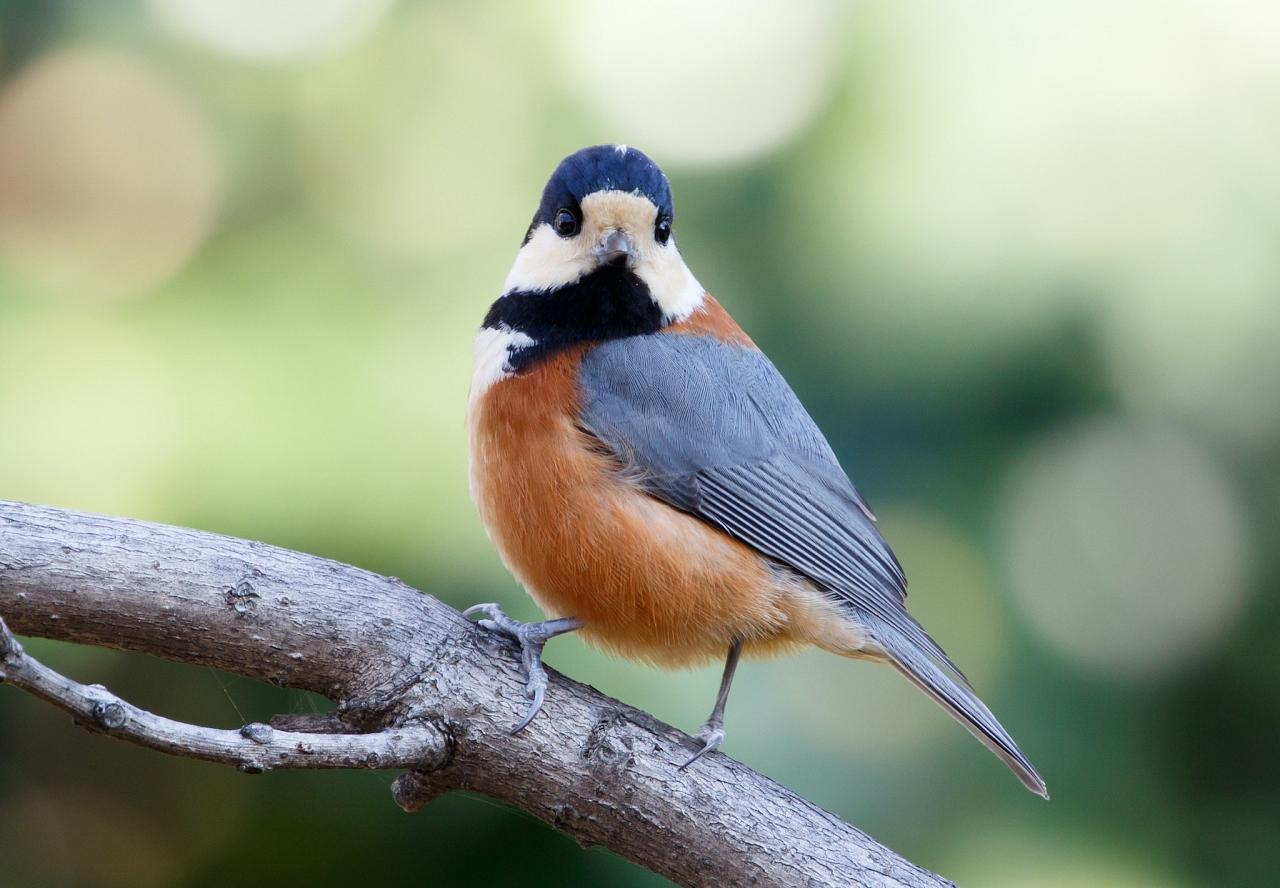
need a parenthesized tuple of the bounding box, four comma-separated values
(0, 617, 450, 773)
(0, 500, 955, 888)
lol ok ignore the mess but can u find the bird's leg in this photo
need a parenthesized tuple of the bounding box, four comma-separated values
(462, 603, 582, 733)
(680, 638, 743, 770)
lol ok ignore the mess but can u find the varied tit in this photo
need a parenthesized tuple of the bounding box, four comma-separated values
(465, 144, 1046, 796)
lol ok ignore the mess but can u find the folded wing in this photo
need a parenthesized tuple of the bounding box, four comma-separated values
(577, 333, 957, 675)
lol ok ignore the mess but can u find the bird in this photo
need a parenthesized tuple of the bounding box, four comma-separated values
(465, 144, 1047, 797)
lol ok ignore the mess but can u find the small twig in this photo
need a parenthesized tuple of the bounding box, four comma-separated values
(0, 616, 451, 774)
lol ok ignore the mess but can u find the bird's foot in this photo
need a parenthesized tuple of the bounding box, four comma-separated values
(679, 720, 726, 770)
(463, 603, 579, 734)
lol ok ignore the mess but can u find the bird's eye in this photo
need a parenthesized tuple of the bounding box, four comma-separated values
(655, 217, 672, 245)
(553, 208, 579, 237)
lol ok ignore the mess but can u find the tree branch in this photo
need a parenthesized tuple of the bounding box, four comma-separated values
(0, 500, 954, 888)
(0, 616, 450, 773)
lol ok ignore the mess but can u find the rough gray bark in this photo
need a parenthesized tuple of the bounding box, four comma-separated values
(0, 500, 954, 888)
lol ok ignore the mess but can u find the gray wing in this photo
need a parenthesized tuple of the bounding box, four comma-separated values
(578, 334, 956, 669)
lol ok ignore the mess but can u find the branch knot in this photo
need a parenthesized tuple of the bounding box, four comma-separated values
(92, 700, 129, 730)
(240, 722, 275, 744)
(224, 579, 261, 618)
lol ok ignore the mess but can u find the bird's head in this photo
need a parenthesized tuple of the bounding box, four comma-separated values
(500, 145, 704, 327)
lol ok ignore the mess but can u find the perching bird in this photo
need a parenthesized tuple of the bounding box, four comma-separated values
(466, 145, 1047, 796)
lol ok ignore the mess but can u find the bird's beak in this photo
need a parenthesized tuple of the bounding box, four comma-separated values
(594, 229, 635, 269)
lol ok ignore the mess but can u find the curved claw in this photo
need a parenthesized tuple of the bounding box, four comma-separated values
(679, 726, 726, 771)
(512, 681, 545, 734)
(511, 646, 550, 733)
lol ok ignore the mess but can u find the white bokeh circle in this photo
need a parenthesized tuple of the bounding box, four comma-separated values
(0, 49, 222, 300)
(296, 5, 547, 258)
(999, 419, 1250, 680)
(1099, 240, 1280, 445)
(149, 0, 395, 62)
(555, 0, 840, 166)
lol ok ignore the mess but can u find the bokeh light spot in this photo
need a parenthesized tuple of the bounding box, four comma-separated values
(1100, 245, 1280, 445)
(150, 0, 394, 62)
(556, 0, 839, 166)
(0, 49, 221, 300)
(999, 419, 1250, 680)
(296, 4, 545, 258)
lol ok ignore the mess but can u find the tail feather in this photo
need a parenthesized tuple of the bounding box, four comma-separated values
(883, 638, 1048, 798)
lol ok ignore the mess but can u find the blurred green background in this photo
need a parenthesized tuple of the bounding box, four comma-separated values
(1, 1, 1278, 886)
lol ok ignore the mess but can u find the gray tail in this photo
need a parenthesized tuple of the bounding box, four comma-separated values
(883, 637, 1048, 798)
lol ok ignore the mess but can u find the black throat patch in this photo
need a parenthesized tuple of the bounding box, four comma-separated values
(482, 266, 665, 372)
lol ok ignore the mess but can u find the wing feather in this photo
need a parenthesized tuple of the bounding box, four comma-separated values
(579, 333, 967, 680)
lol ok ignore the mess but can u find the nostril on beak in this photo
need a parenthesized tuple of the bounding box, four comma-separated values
(596, 230, 634, 268)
